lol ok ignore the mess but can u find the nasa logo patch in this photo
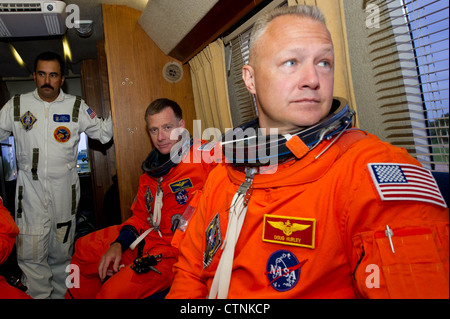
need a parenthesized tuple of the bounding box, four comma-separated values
(53, 126, 71, 143)
(266, 250, 307, 292)
(175, 189, 189, 205)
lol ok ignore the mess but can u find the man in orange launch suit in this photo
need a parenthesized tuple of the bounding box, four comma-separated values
(166, 5, 449, 299)
(65, 98, 216, 298)
(0, 197, 31, 299)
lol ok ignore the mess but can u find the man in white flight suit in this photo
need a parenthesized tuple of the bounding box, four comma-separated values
(0, 52, 114, 298)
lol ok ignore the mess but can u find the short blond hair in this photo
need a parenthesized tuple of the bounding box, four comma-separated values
(249, 5, 326, 63)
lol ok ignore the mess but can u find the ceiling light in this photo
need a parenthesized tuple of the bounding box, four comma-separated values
(10, 44, 25, 67)
(62, 35, 72, 62)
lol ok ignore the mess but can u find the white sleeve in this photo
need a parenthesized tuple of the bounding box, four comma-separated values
(0, 99, 14, 141)
(78, 100, 114, 144)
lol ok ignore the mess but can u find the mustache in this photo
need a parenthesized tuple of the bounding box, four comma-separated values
(41, 84, 54, 89)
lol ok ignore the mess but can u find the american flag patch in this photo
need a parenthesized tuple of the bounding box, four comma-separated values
(368, 163, 447, 208)
(86, 107, 97, 119)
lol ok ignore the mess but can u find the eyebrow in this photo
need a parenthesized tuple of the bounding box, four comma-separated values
(37, 70, 60, 75)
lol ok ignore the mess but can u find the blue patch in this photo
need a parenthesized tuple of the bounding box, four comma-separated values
(203, 213, 222, 268)
(145, 187, 153, 213)
(169, 178, 193, 193)
(20, 111, 37, 131)
(53, 114, 70, 122)
(175, 189, 189, 205)
(266, 250, 307, 292)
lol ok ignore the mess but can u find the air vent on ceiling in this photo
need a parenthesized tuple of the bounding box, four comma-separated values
(0, 2, 42, 12)
(0, 1, 67, 37)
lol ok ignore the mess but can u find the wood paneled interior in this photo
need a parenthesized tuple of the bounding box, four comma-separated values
(80, 40, 116, 228)
(169, 0, 267, 63)
(102, 4, 196, 221)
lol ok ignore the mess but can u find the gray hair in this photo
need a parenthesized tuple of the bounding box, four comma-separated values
(249, 5, 326, 63)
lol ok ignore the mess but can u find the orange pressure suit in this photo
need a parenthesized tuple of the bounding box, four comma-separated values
(0, 197, 31, 299)
(167, 130, 449, 299)
(66, 140, 216, 299)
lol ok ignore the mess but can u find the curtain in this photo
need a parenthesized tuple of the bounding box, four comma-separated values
(189, 38, 233, 135)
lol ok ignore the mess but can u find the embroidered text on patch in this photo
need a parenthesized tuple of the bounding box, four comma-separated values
(368, 163, 447, 208)
(263, 215, 316, 249)
(265, 250, 307, 292)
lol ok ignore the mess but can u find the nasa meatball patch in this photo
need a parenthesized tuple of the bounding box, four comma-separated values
(266, 250, 307, 292)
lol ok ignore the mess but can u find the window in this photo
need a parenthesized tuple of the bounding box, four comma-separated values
(346, 0, 448, 172)
(400, 0, 449, 171)
(370, 0, 448, 171)
(77, 132, 90, 174)
(224, 0, 287, 127)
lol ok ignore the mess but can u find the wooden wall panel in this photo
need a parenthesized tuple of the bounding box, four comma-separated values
(80, 40, 117, 228)
(102, 4, 196, 221)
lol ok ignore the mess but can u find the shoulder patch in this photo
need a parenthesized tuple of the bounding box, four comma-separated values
(368, 163, 447, 208)
(86, 107, 97, 119)
(203, 213, 222, 269)
(20, 111, 37, 131)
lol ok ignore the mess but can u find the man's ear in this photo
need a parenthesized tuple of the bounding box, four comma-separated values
(242, 65, 256, 95)
(179, 118, 185, 129)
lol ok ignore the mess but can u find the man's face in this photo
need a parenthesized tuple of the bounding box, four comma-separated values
(243, 15, 335, 135)
(33, 59, 65, 102)
(146, 107, 185, 155)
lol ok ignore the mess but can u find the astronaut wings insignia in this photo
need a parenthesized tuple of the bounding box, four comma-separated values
(169, 178, 193, 193)
(263, 215, 316, 249)
(267, 220, 310, 236)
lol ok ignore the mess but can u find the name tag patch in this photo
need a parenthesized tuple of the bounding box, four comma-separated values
(169, 178, 193, 193)
(262, 215, 316, 249)
(53, 114, 70, 122)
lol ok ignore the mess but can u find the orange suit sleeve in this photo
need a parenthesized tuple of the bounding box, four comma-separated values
(0, 198, 18, 265)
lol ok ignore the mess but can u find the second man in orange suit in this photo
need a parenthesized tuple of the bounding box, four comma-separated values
(66, 98, 216, 298)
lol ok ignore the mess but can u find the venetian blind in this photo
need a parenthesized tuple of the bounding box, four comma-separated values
(368, 0, 449, 172)
(224, 0, 287, 127)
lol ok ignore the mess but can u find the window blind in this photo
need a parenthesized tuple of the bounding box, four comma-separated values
(368, 0, 449, 172)
(224, 0, 287, 127)
(225, 26, 256, 127)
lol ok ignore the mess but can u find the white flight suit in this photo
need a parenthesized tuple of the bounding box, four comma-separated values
(0, 89, 113, 298)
